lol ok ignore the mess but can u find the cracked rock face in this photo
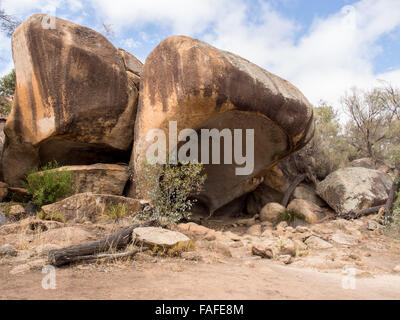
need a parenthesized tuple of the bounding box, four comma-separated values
(3, 14, 142, 186)
(316, 167, 393, 215)
(132, 35, 314, 214)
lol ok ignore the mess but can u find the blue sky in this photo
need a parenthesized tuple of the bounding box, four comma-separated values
(1, 0, 400, 109)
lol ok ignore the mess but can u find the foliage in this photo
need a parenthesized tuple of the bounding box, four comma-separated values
(0, 69, 15, 97)
(342, 84, 400, 161)
(37, 211, 66, 223)
(104, 203, 128, 221)
(0, 9, 20, 37)
(136, 160, 207, 226)
(275, 209, 305, 226)
(25, 161, 75, 207)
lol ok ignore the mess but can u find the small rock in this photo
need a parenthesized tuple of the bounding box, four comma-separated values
(223, 231, 242, 241)
(261, 229, 274, 238)
(181, 251, 202, 261)
(367, 220, 379, 231)
(393, 265, 400, 273)
(276, 221, 288, 230)
(0, 244, 17, 257)
(260, 203, 285, 222)
(305, 236, 333, 250)
(252, 244, 274, 259)
(295, 226, 309, 233)
(230, 241, 244, 248)
(287, 199, 324, 224)
(246, 224, 262, 237)
(8, 205, 26, 221)
(279, 238, 296, 257)
(278, 255, 293, 265)
(134, 227, 192, 249)
(176, 222, 216, 240)
(0, 212, 9, 226)
(236, 217, 257, 227)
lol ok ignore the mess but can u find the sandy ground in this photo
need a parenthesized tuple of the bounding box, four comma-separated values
(1, 257, 400, 300)
(1, 214, 400, 300)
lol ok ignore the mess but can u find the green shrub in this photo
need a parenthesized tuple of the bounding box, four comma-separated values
(275, 209, 305, 226)
(25, 161, 75, 207)
(104, 203, 128, 221)
(0, 69, 16, 97)
(137, 160, 206, 225)
(37, 211, 66, 223)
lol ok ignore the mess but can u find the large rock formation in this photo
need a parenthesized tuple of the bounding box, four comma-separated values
(46, 164, 130, 196)
(41, 193, 142, 222)
(131, 36, 314, 214)
(3, 14, 142, 186)
(316, 167, 393, 215)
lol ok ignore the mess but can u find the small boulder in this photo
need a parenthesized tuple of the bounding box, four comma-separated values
(0, 244, 17, 257)
(246, 224, 262, 237)
(252, 243, 274, 259)
(278, 255, 293, 265)
(305, 236, 333, 250)
(133, 227, 192, 249)
(8, 205, 26, 221)
(36, 227, 94, 246)
(316, 167, 392, 215)
(287, 199, 325, 224)
(393, 265, 400, 273)
(260, 202, 285, 223)
(176, 222, 216, 241)
(292, 184, 326, 207)
(279, 238, 296, 257)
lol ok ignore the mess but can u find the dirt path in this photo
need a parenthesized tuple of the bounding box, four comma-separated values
(1, 258, 400, 300)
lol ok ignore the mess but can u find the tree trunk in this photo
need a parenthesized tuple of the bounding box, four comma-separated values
(281, 174, 306, 207)
(48, 220, 155, 267)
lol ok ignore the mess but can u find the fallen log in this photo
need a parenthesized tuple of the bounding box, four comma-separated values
(340, 206, 383, 220)
(48, 220, 155, 267)
(281, 174, 306, 207)
(59, 247, 150, 265)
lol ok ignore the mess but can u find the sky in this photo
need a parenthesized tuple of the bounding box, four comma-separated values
(1, 0, 400, 110)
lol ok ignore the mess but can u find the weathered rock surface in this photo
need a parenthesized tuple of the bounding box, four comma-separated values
(119, 48, 143, 76)
(0, 244, 17, 257)
(41, 193, 142, 222)
(305, 236, 333, 250)
(133, 227, 192, 249)
(260, 202, 285, 223)
(287, 199, 325, 224)
(46, 164, 130, 196)
(292, 184, 326, 207)
(0, 181, 8, 201)
(3, 14, 141, 186)
(316, 167, 392, 215)
(132, 36, 314, 213)
(7, 204, 26, 221)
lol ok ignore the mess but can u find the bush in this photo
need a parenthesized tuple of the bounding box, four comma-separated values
(0, 69, 16, 97)
(25, 161, 75, 207)
(137, 160, 206, 225)
(104, 203, 128, 221)
(275, 209, 305, 226)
